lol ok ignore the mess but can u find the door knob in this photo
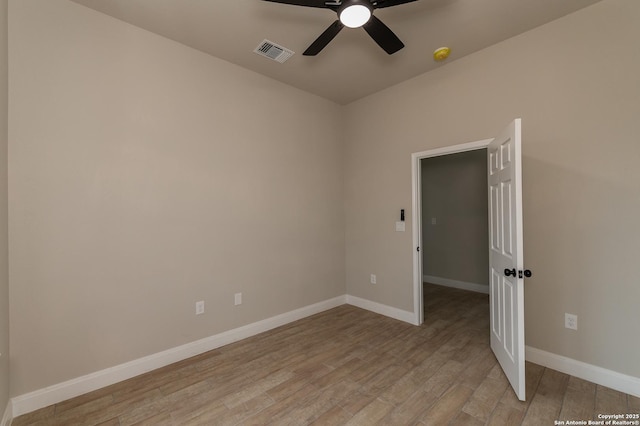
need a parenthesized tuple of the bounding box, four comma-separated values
(504, 268, 532, 278)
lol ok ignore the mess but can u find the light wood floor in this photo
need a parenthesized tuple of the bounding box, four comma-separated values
(13, 284, 640, 425)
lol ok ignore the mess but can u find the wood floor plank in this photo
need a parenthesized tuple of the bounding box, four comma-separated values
(358, 362, 408, 396)
(499, 361, 545, 411)
(45, 394, 123, 426)
(462, 370, 509, 422)
(310, 357, 362, 389)
(420, 384, 475, 426)
(171, 400, 228, 425)
(266, 374, 314, 402)
(117, 395, 173, 426)
(276, 378, 360, 425)
(420, 359, 466, 397)
(94, 419, 121, 426)
(406, 351, 450, 386)
(451, 411, 486, 426)
(336, 388, 378, 417)
(182, 393, 274, 426)
(343, 397, 394, 425)
(487, 401, 526, 426)
(349, 352, 398, 385)
(11, 284, 637, 426)
(310, 405, 353, 425)
(521, 368, 569, 425)
(128, 411, 172, 426)
(595, 385, 628, 419)
(237, 382, 318, 425)
(557, 376, 596, 422)
(377, 368, 428, 407)
(220, 369, 293, 409)
(381, 389, 439, 425)
(459, 347, 499, 389)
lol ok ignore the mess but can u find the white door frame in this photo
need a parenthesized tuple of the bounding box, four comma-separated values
(410, 138, 493, 325)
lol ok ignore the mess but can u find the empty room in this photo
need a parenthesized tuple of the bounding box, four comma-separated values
(1, 0, 639, 425)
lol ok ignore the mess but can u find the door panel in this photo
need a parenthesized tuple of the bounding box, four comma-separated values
(502, 181, 513, 256)
(491, 269, 502, 339)
(488, 119, 525, 401)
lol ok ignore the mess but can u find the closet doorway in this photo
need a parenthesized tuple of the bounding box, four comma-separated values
(420, 149, 489, 302)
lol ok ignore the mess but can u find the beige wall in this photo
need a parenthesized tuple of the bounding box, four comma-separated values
(5, 0, 640, 402)
(0, 0, 9, 413)
(345, 0, 640, 378)
(421, 150, 488, 286)
(8, 0, 345, 395)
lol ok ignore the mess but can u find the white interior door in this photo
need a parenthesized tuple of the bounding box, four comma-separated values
(488, 119, 526, 401)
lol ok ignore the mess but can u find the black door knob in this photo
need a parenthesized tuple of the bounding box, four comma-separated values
(504, 268, 516, 277)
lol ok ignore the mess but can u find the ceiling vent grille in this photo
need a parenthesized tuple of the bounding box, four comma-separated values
(254, 39, 294, 63)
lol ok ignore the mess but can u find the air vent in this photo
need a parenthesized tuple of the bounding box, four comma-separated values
(254, 39, 295, 63)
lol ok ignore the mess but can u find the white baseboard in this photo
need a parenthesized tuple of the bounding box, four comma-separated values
(346, 295, 416, 325)
(526, 346, 640, 398)
(423, 275, 489, 294)
(1, 400, 11, 426)
(10, 295, 347, 418)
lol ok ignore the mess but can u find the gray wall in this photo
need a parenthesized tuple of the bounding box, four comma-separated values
(344, 0, 640, 379)
(0, 0, 9, 415)
(421, 150, 488, 286)
(9, 0, 345, 395)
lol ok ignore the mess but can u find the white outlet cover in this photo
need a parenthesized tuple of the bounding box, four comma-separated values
(196, 301, 205, 315)
(370, 274, 377, 284)
(565, 313, 577, 330)
(234, 293, 242, 306)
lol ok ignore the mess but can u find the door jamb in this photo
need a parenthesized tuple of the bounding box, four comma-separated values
(411, 138, 494, 325)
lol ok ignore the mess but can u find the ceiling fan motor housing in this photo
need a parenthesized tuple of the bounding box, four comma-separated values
(338, 0, 373, 28)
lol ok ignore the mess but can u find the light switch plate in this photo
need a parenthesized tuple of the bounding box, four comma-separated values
(395, 221, 405, 232)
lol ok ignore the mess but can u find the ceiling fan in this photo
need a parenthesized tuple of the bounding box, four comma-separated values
(262, 0, 417, 56)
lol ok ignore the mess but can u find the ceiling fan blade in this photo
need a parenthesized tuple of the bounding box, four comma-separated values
(362, 15, 404, 54)
(261, 0, 330, 8)
(372, 0, 418, 8)
(303, 20, 344, 56)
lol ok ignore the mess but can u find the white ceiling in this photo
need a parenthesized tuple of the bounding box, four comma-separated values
(69, 0, 602, 105)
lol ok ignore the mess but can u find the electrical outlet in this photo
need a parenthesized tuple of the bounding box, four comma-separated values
(234, 293, 242, 306)
(565, 313, 577, 330)
(195, 300, 205, 315)
(370, 274, 377, 284)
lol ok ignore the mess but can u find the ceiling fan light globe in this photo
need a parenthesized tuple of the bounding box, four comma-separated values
(339, 5, 371, 28)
